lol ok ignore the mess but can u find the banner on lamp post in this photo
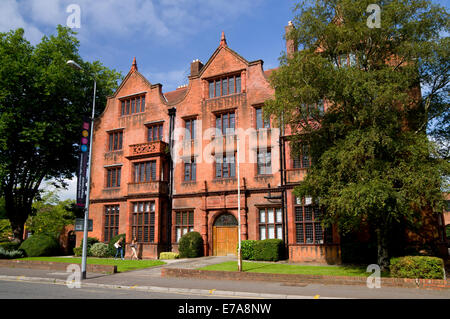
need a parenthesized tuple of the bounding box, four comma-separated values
(76, 120, 90, 207)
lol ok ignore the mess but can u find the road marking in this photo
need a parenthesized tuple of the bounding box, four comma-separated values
(314, 294, 320, 299)
(209, 289, 216, 294)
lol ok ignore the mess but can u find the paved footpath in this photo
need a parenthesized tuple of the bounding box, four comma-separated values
(0, 256, 449, 299)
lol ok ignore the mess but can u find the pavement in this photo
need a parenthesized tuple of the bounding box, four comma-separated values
(0, 256, 449, 299)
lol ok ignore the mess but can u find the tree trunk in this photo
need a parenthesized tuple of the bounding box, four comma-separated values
(4, 193, 31, 243)
(376, 228, 389, 272)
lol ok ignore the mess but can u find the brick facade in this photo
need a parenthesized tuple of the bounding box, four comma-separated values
(82, 25, 342, 263)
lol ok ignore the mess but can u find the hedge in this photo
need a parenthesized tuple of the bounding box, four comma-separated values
(19, 234, 60, 257)
(253, 239, 285, 261)
(0, 241, 20, 252)
(390, 256, 445, 279)
(90, 243, 109, 258)
(0, 247, 24, 259)
(74, 237, 99, 257)
(160, 252, 179, 259)
(238, 240, 257, 260)
(178, 232, 203, 258)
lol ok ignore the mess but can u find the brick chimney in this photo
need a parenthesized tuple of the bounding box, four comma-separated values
(190, 59, 203, 77)
(285, 21, 297, 57)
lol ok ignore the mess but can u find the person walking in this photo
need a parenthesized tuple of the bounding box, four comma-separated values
(130, 238, 139, 260)
(114, 237, 124, 260)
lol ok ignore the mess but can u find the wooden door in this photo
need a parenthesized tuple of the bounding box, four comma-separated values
(213, 226, 238, 256)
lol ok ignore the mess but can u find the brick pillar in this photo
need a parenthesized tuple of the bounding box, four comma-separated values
(241, 70, 247, 93)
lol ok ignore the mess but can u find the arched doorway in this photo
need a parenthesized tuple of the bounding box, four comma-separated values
(67, 231, 76, 255)
(213, 213, 238, 256)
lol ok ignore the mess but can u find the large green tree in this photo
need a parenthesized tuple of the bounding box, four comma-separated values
(265, 0, 449, 269)
(0, 26, 122, 242)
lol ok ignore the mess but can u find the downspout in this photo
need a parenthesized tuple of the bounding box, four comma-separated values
(168, 107, 177, 251)
(280, 114, 289, 258)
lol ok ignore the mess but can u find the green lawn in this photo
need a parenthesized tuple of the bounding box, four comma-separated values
(199, 261, 390, 277)
(18, 257, 165, 273)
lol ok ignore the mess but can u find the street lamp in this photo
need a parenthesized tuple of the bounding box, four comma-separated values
(237, 135, 242, 272)
(67, 60, 96, 280)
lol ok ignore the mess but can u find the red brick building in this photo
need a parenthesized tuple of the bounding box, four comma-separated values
(82, 24, 342, 263)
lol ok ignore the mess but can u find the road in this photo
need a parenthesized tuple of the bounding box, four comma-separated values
(0, 279, 238, 299)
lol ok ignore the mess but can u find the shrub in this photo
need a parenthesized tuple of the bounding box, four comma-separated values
(0, 241, 20, 252)
(107, 234, 126, 257)
(160, 252, 179, 259)
(73, 247, 82, 257)
(0, 247, 24, 259)
(178, 232, 203, 258)
(74, 237, 100, 257)
(90, 243, 109, 258)
(238, 240, 256, 260)
(253, 239, 285, 261)
(19, 234, 60, 257)
(390, 256, 445, 279)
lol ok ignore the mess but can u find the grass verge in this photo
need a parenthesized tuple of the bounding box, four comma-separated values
(199, 261, 390, 277)
(17, 257, 165, 273)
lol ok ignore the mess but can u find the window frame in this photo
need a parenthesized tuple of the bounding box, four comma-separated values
(133, 160, 157, 183)
(258, 207, 283, 240)
(208, 74, 241, 98)
(106, 166, 121, 188)
(257, 149, 272, 175)
(215, 111, 235, 136)
(255, 107, 270, 130)
(183, 158, 196, 182)
(120, 94, 145, 116)
(175, 211, 194, 242)
(108, 130, 123, 151)
(294, 197, 327, 245)
(184, 118, 197, 140)
(104, 205, 120, 242)
(147, 123, 163, 142)
(131, 201, 155, 243)
(215, 153, 236, 179)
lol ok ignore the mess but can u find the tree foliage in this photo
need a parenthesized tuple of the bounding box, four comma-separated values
(0, 26, 122, 241)
(26, 190, 75, 240)
(265, 0, 449, 268)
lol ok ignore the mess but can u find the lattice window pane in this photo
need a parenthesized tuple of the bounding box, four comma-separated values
(259, 209, 266, 223)
(305, 224, 314, 244)
(259, 226, 266, 240)
(268, 208, 274, 223)
(268, 225, 275, 239)
(276, 208, 282, 223)
(276, 225, 283, 239)
(296, 224, 304, 243)
(304, 206, 313, 221)
(315, 223, 324, 244)
(295, 206, 303, 222)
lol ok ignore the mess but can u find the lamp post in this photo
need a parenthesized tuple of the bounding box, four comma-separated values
(237, 135, 242, 272)
(67, 60, 96, 280)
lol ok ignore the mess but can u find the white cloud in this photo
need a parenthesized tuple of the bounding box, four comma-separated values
(1, 0, 261, 44)
(0, 0, 44, 43)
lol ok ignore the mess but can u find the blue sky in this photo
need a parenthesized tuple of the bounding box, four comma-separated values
(0, 0, 448, 200)
(0, 0, 298, 93)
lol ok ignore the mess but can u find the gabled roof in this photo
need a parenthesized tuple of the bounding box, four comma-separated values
(164, 86, 188, 104)
(197, 31, 249, 79)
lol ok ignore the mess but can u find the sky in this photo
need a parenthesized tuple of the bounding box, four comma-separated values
(1, 0, 448, 201)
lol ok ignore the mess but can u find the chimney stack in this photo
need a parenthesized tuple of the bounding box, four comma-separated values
(190, 59, 203, 77)
(285, 21, 297, 57)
